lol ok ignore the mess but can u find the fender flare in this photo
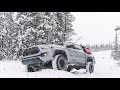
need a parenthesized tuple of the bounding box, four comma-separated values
(53, 50, 68, 60)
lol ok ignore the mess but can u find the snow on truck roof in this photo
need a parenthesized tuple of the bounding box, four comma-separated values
(23, 42, 84, 50)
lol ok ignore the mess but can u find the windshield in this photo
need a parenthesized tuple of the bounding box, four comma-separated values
(23, 47, 40, 56)
(57, 42, 64, 46)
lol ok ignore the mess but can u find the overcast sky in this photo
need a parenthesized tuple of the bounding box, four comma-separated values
(71, 12, 120, 45)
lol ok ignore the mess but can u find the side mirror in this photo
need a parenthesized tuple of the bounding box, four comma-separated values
(66, 44, 74, 48)
(66, 45, 70, 48)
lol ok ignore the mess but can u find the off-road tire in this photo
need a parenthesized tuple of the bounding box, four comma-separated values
(86, 62, 94, 73)
(27, 65, 34, 72)
(67, 65, 73, 72)
(52, 54, 67, 71)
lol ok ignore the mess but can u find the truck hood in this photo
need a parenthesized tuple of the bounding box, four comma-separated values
(37, 44, 65, 50)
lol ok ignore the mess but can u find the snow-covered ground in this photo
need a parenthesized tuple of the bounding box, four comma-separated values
(0, 60, 79, 78)
(0, 50, 120, 78)
(74, 50, 120, 78)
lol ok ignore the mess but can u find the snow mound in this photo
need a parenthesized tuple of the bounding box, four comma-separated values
(0, 60, 79, 78)
(0, 50, 120, 78)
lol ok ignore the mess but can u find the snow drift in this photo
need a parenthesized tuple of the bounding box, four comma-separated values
(0, 50, 120, 78)
(0, 60, 79, 78)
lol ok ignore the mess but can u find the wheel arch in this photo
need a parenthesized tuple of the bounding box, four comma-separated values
(87, 57, 94, 63)
(53, 50, 68, 60)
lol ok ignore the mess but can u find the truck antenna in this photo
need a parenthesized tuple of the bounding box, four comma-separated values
(74, 37, 81, 44)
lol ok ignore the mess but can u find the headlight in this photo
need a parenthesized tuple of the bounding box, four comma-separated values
(40, 52, 48, 57)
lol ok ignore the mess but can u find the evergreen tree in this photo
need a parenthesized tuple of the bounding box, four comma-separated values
(0, 12, 75, 60)
(0, 12, 19, 60)
(111, 32, 120, 60)
(16, 12, 75, 48)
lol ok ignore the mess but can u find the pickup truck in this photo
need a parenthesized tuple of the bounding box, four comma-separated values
(21, 42, 95, 73)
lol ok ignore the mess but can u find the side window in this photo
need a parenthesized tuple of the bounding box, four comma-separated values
(74, 44, 83, 50)
(66, 42, 75, 49)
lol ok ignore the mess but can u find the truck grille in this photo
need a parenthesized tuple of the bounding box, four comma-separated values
(23, 47, 40, 56)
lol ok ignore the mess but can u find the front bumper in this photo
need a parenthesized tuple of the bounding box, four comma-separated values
(22, 57, 44, 65)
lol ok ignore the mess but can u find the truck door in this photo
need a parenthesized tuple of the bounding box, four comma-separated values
(74, 44, 86, 63)
(65, 42, 77, 63)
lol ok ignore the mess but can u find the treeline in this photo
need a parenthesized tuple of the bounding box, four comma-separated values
(0, 12, 75, 60)
(85, 43, 112, 52)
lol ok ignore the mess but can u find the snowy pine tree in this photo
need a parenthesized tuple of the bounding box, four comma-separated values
(16, 12, 75, 47)
(111, 32, 120, 60)
(0, 12, 19, 60)
(0, 12, 75, 60)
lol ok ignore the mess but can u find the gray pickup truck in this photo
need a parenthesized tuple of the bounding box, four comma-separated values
(21, 42, 95, 73)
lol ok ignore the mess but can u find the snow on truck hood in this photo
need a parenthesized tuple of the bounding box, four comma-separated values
(36, 44, 65, 49)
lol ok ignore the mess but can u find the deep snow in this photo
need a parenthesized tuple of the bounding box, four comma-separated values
(0, 50, 120, 78)
(0, 60, 79, 78)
